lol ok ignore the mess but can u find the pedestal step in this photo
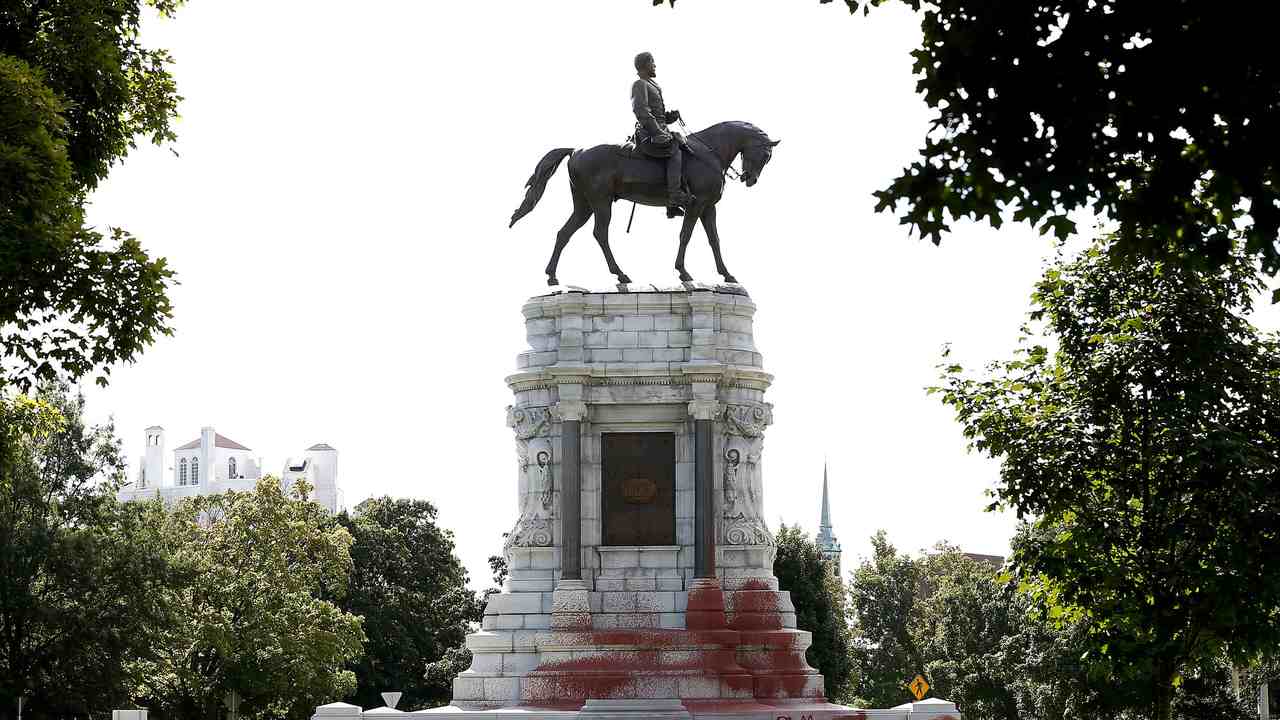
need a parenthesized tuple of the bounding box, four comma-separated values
(725, 589, 797, 630)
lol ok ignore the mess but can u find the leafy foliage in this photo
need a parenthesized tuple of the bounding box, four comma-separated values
(337, 497, 482, 711)
(0, 386, 177, 720)
(848, 531, 1257, 719)
(772, 524, 855, 703)
(136, 478, 365, 720)
(808, 1, 1280, 274)
(846, 531, 923, 708)
(1, 0, 182, 390)
(934, 238, 1280, 720)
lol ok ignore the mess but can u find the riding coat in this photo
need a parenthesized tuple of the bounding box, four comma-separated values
(631, 77, 679, 139)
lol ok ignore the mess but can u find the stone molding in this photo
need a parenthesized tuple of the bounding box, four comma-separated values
(552, 401, 588, 423)
(687, 400, 722, 421)
(506, 367, 773, 394)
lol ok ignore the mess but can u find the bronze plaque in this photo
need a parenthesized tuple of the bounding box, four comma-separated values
(602, 433, 675, 545)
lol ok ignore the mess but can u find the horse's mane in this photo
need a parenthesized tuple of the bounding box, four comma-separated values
(690, 121, 769, 142)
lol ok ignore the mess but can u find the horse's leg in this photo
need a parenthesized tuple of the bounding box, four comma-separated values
(592, 202, 631, 285)
(674, 205, 703, 282)
(700, 204, 736, 284)
(546, 185, 591, 285)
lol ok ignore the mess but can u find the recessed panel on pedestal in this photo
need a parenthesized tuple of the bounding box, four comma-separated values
(601, 432, 675, 546)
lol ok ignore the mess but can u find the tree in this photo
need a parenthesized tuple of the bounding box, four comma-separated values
(136, 478, 364, 720)
(1, 0, 182, 391)
(337, 497, 481, 711)
(772, 525, 855, 703)
(934, 238, 1280, 720)
(847, 530, 1250, 719)
(0, 386, 177, 720)
(804, 1, 1280, 275)
(846, 531, 923, 708)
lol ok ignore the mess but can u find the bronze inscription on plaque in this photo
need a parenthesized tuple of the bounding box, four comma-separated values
(602, 433, 675, 545)
(623, 478, 658, 504)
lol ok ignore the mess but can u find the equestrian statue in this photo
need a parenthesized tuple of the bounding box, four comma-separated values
(509, 51, 780, 287)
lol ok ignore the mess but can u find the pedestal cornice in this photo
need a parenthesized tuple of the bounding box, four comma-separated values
(506, 366, 774, 394)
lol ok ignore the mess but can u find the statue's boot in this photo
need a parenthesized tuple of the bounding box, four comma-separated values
(667, 190, 695, 218)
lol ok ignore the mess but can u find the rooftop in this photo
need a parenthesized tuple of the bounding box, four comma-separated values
(174, 433, 252, 451)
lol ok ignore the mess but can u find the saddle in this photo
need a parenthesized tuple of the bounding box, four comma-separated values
(615, 133, 686, 160)
(615, 140, 645, 159)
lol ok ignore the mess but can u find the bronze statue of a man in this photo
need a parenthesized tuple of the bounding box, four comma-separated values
(631, 51, 694, 218)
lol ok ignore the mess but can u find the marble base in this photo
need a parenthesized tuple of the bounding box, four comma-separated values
(414, 698, 960, 720)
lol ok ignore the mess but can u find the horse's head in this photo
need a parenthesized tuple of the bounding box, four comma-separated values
(740, 138, 780, 187)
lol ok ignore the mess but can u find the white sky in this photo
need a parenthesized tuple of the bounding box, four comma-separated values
(79, 0, 1280, 589)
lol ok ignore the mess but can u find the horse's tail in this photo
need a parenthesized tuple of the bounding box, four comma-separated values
(509, 147, 575, 228)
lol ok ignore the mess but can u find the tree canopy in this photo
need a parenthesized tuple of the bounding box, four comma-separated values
(847, 530, 1254, 719)
(136, 478, 365, 720)
(337, 497, 482, 711)
(0, 386, 178, 720)
(935, 238, 1280, 720)
(1, 0, 181, 390)
(806, 1, 1280, 274)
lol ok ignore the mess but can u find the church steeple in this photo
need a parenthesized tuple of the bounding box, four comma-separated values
(816, 460, 842, 573)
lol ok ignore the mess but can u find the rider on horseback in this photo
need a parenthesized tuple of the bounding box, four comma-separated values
(631, 52, 695, 218)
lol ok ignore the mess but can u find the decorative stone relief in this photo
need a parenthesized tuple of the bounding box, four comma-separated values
(505, 447, 554, 553)
(507, 405, 552, 440)
(722, 403, 773, 438)
(721, 403, 774, 546)
(721, 447, 773, 546)
(504, 406, 555, 556)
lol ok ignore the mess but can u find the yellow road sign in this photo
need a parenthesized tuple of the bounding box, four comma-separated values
(908, 675, 930, 701)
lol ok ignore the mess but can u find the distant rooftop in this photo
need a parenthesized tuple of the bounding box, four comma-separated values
(306, 443, 336, 451)
(175, 433, 252, 451)
(964, 553, 1006, 569)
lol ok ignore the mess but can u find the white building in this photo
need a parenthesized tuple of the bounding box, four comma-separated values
(118, 425, 342, 513)
(282, 443, 344, 512)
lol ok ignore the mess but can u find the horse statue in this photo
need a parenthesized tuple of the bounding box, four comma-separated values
(509, 121, 780, 286)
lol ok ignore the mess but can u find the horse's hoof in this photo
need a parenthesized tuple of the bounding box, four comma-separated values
(723, 275, 738, 284)
(677, 271, 694, 282)
(547, 276, 559, 286)
(617, 275, 633, 285)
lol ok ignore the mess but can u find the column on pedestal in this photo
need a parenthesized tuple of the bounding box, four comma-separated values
(550, 396, 589, 630)
(686, 395, 726, 630)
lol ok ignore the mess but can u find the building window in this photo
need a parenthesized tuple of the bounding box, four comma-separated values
(229, 457, 237, 479)
(191, 457, 200, 485)
(179, 458, 188, 486)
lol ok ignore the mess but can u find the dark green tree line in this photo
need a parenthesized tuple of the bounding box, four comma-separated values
(0, 386, 177, 720)
(848, 530, 1255, 720)
(337, 497, 482, 711)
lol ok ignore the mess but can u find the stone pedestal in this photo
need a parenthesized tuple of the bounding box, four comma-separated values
(418, 288, 953, 720)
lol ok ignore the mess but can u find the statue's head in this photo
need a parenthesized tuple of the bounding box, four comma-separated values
(740, 138, 781, 187)
(536, 450, 550, 467)
(726, 448, 740, 466)
(635, 51, 656, 78)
